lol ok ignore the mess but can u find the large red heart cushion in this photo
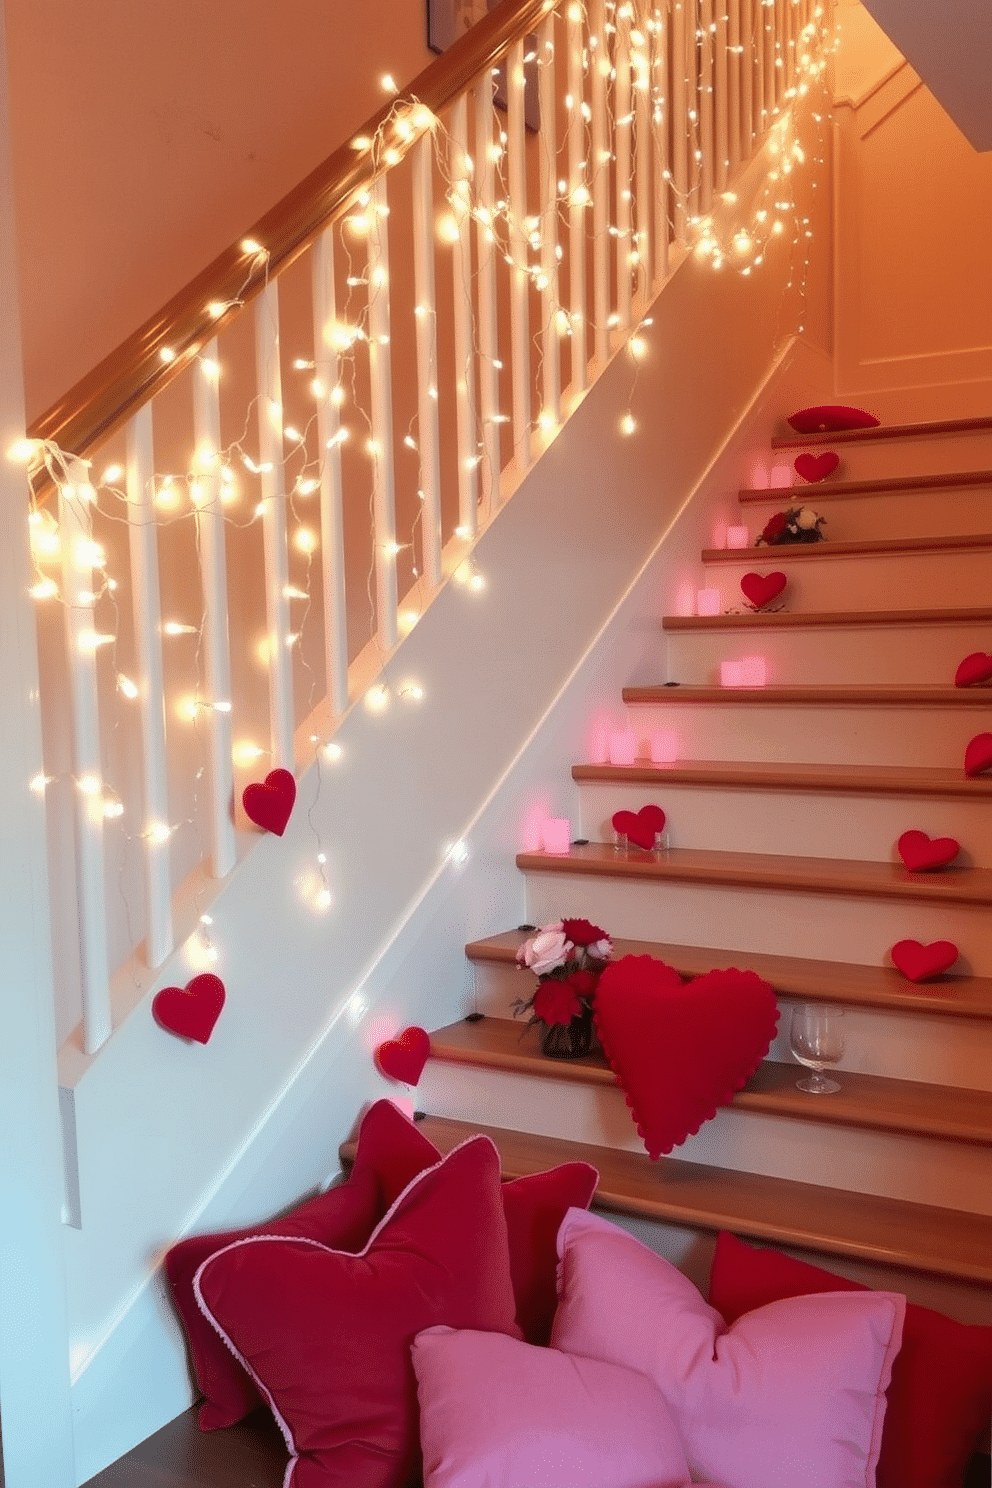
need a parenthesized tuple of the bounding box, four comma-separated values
(954, 652, 992, 688)
(242, 768, 296, 835)
(964, 733, 992, 777)
(890, 940, 959, 982)
(611, 805, 666, 849)
(896, 830, 961, 872)
(740, 572, 787, 609)
(794, 452, 840, 483)
(152, 974, 226, 1044)
(375, 1026, 431, 1085)
(593, 956, 778, 1159)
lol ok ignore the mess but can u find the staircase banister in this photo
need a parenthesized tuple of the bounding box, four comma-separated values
(26, 0, 556, 502)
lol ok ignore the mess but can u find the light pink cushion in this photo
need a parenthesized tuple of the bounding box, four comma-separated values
(413, 1324, 694, 1488)
(552, 1209, 905, 1488)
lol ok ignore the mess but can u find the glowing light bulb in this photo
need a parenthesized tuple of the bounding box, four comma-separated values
(381, 73, 398, 93)
(620, 413, 637, 436)
(294, 528, 318, 555)
(117, 673, 139, 699)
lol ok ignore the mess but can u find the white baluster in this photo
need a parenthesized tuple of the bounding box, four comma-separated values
(713, 1, 729, 192)
(125, 406, 174, 967)
(507, 38, 532, 473)
(633, 11, 652, 302)
(367, 174, 399, 652)
(699, 0, 715, 211)
(740, 0, 754, 158)
(448, 96, 479, 539)
(590, 0, 610, 364)
(254, 282, 295, 769)
(615, 3, 634, 331)
(567, 0, 588, 389)
(312, 227, 349, 718)
(727, 0, 741, 177)
(652, 1, 671, 287)
(473, 83, 501, 516)
(671, 0, 689, 235)
(537, 14, 561, 431)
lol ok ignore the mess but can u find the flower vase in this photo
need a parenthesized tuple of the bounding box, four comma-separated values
(539, 1008, 596, 1060)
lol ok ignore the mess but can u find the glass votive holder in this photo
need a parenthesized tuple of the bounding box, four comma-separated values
(726, 525, 750, 549)
(696, 588, 721, 617)
(650, 731, 678, 764)
(720, 660, 745, 687)
(608, 731, 637, 766)
(541, 819, 571, 855)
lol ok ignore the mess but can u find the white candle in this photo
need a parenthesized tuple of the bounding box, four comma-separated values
(726, 525, 749, 549)
(650, 731, 678, 764)
(541, 818, 572, 855)
(608, 730, 637, 765)
(770, 464, 793, 489)
(696, 588, 721, 616)
(590, 723, 610, 765)
(740, 655, 767, 686)
(720, 660, 745, 687)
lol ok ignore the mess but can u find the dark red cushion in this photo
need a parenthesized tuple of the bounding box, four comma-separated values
(709, 1230, 992, 1488)
(787, 404, 880, 433)
(194, 1135, 520, 1488)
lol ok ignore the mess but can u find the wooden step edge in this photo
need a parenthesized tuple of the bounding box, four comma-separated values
(771, 415, 992, 450)
(621, 684, 992, 707)
(662, 605, 992, 632)
(465, 930, 992, 1022)
(571, 760, 992, 799)
(702, 533, 992, 564)
(344, 1116, 992, 1285)
(515, 844, 992, 908)
(738, 469, 992, 503)
(428, 1019, 992, 1147)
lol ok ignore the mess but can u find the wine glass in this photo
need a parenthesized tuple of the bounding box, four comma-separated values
(789, 1005, 845, 1094)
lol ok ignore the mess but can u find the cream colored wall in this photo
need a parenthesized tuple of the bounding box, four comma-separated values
(5, 0, 433, 422)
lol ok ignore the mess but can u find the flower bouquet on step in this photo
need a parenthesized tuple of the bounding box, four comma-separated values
(755, 506, 826, 545)
(512, 918, 613, 1060)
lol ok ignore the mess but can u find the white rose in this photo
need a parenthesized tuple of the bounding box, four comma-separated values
(518, 925, 572, 976)
(588, 936, 613, 961)
(796, 507, 819, 530)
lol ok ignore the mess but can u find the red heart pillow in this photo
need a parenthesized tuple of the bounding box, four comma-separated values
(740, 571, 787, 609)
(896, 831, 960, 872)
(611, 804, 666, 849)
(152, 974, 225, 1044)
(375, 1026, 431, 1084)
(964, 733, 992, 777)
(787, 405, 880, 433)
(593, 956, 778, 1158)
(794, 452, 839, 482)
(242, 767, 296, 835)
(889, 939, 959, 982)
(955, 652, 992, 688)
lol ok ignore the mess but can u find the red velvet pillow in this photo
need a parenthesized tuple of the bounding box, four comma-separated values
(709, 1230, 992, 1488)
(787, 404, 880, 433)
(194, 1135, 521, 1488)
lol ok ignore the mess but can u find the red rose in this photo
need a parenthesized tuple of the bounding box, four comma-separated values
(760, 511, 788, 544)
(532, 978, 583, 1026)
(561, 917, 609, 948)
(566, 969, 599, 998)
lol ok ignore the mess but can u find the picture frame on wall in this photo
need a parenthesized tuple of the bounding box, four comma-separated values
(427, 0, 540, 131)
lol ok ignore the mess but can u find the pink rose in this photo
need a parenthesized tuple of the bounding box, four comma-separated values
(517, 925, 572, 976)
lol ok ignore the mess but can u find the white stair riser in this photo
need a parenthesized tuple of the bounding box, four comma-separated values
(522, 873, 992, 976)
(699, 550, 992, 612)
(739, 488, 992, 541)
(666, 621, 992, 685)
(577, 782, 992, 868)
(620, 703, 992, 768)
(757, 433, 992, 486)
(419, 1062, 992, 1214)
(469, 968, 992, 1091)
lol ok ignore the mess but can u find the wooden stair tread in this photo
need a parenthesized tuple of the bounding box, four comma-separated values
(771, 415, 992, 450)
(622, 683, 992, 707)
(702, 532, 992, 563)
(428, 1018, 992, 1146)
(739, 470, 992, 502)
(348, 1116, 992, 1283)
(466, 929, 992, 1019)
(663, 605, 992, 631)
(571, 758, 992, 798)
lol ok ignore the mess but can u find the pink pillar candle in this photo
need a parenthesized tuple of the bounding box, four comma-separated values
(740, 655, 767, 686)
(726, 525, 749, 549)
(696, 588, 721, 616)
(541, 818, 572, 855)
(770, 464, 793, 489)
(650, 731, 678, 764)
(607, 730, 637, 765)
(720, 660, 745, 687)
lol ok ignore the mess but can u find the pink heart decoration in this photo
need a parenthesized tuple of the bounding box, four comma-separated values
(242, 768, 296, 836)
(896, 830, 960, 872)
(740, 572, 787, 610)
(890, 939, 959, 983)
(794, 451, 840, 483)
(954, 652, 992, 688)
(152, 974, 226, 1044)
(964, 733, 992, 777)
(611, 804, 667, 850)
(375, 1026, 431, 1085)
(593, 956, 778, 1159)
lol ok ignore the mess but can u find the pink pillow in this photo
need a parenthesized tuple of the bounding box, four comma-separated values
(787, 404, 880, 433)
(413, 1324, 694, 1488)
(552, 1209, 905, 1488)
(195, 1135, 521, 1488)
(709, 1230, 992, 1488)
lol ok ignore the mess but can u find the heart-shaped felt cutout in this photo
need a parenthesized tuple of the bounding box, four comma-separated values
(955, 652, 992, 688)
(375, 1026, 431, 1085)
(964, 733, 992, 777)
(152, 974, 226, 1044)
(896, 830, 961, 872)
(794, 451, 840, 483)
(740, 572, 787, 609)
(593, 956, 778, 1159)
(611, 804, 667, 850)
(890, 939, 959, 982)
(242, 768, 296, 836)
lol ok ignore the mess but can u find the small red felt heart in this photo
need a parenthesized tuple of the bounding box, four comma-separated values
(964, 733, 992, 777)
(152, 974, 226, 1044)
(611, 804, 667, 850)
(896, 830, 960, 872)
(375, 1026, 431, 1085)
(242, 768, 296, 835)
(890, 939, 959, 982)
(740, 572, 787, 609)
(794, 452, 840, 483)
(955, 652, 992, 688)
(593, 956, 778, 1159)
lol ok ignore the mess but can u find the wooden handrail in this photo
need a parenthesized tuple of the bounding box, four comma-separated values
(27, 0, 557, 499)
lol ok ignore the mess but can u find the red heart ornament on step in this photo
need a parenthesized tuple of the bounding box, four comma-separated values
(375, 1026, 431, 1085)
(611, 804, 667, 850)
(593, 956, 778, 1159)
(740, 572, 787, 609)
(152, 974, 226, 1044)
(890, 939, 959, 982)
(794, 451, 840, 482)
(896, 830, 961, 872)
(242, 768, 296, 835)
(965, 733, 992, 777)
(955, 652, 992, 687)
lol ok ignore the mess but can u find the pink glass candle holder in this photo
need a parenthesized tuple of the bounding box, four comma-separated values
(650, 731, 678, 764)
(770, 464, 793, 489)
(720, 660, 745, 688)
(696, 588, 721, 617)
(726, 525, 749, 549)
(608, 730, 637, 765)
(740, 655, 767, 686)
(541, 818, 572, 855)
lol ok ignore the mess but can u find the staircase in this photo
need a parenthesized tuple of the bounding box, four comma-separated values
(408, 411, 992, 1324)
